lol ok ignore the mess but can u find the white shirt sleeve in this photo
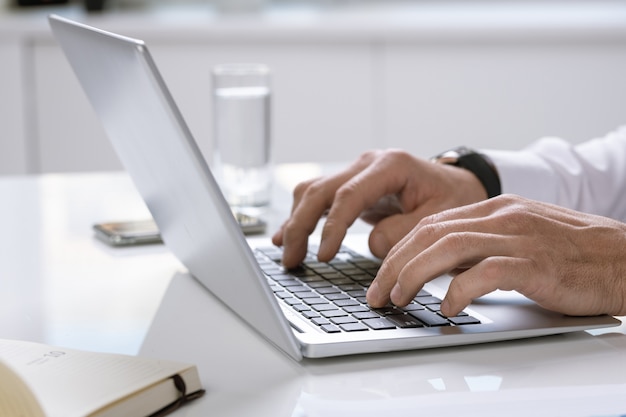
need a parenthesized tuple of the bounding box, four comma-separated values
(481, 126, 626, 222)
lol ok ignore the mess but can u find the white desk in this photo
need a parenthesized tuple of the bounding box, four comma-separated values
(1, 168, 626, 416)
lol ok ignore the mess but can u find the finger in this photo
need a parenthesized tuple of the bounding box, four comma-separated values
(379, 196, 525, 269)
(359, 194, 403, 225)
(280, 158, 378, 267)
(279, 179, 338, 268)
(367, 196, 469, 258)
(272, 178, 316, 251)
(390, 232, 514, 306)
(317, 154, 418, 261)
(369, 230, 517, 308)
(271, 220, 287, 247)
(441, 256, 535, 316)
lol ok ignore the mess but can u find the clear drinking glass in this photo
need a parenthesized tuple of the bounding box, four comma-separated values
(212, 63, 272, 211)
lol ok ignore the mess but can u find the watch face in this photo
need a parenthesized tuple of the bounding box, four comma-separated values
(432, 146, 473, 165)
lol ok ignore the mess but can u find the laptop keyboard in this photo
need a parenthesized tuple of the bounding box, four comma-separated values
(255, 245, 481, 333)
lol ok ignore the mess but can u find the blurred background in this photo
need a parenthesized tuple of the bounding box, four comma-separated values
(1, 0, 626, 175)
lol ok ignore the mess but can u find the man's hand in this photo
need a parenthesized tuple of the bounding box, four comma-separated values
(272, 149, 487, 268)
(367, 194, 626, 317)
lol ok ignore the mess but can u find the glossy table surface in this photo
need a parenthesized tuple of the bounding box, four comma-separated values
(1, 168, 625, 416)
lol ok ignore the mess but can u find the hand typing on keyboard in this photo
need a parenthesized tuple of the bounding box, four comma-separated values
(272, 150, 485, 268)
(272, 147, 626, 318)
(368, 195, 626, 318)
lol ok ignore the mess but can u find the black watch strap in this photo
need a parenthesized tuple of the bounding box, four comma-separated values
(432, 146, 502, 198)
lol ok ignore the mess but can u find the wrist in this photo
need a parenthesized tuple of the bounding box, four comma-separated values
(431, 146, 502, 198)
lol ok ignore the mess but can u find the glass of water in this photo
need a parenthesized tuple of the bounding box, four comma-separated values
(212, 63, 272, 211)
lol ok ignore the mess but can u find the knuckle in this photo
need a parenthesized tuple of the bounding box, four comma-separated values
(480, 257, 506, 282)
(487, 196, 535, 232)
(417, 212, 440, 228)
(439, 232, 471, 255)
(354, 150, 383, 168)
(445, 279, 464, 303)
(283, 220, 313, 239)
(301, 179, 329, 202)
(335, 180, 360, 202)
(382, 149, 415, 166)
(358, 149, 381, 161)
(293, 179, 315, 199)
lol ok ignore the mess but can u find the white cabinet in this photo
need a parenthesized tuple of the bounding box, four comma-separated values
(30, 36, 375, 172)
(380, 43, 626, 157)
(0, 41, 28, 175)
(148, 42, 376, 165)
(33, 39, 121, 173)
(3, 3, 626, 174)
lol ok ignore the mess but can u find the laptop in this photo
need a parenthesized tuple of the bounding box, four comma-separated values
(49, 15, 621, 360)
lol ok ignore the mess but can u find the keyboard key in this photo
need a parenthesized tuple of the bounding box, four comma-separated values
(276, 279, 301, 287)
(339, 323, 369, 332)
(337, 268, 363, 276)
(426, 304, 442, 312)
(317, 286, 341, 295)
(303, 297, 328, 305)
(347, 289, 367, 298)
(331, 316, 358, 325)
(286, 285, 309, 293)
(310, 266, 337, 275)
(269, 273, 296, 282)
(362, 318, 396, 330)
(325, 293, 350, 301)
(307, 281, 333, 289)
(312, 303, 338, 311)
(321, 272, 346, 280)
(312, 317, 330, 326)
(373, 305, 404, 316)
(335, 299, 360, 307)
(274, 291, 291, 299)
(408, 310, 451, 327)
(348, 274, 372, 283)
(321, 324, 341, 333)
(386, 314, 424, 329)
(337, 284, 363, 292)
(401, 303, 425, 312)
(283, 298, 300, 306)
(415, 295, 442, 305)
(351, 259, 380, 269)
(344, 305, 370, 313)
(321, 309, 348, 318)
(295, 291, 320, 300)
(302, 310, 320, 319)
(353, 311, 381, 320)
(298, 275, 324, 283)
(331, 263, 358, 271)
(449, 316, 481, 325)
(291, 268, 318, 277)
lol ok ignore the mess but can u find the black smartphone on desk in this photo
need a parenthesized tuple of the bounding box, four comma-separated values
(94, 213, 267, 247)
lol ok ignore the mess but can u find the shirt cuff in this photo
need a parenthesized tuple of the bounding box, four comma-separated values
(480, 148, 561, 206)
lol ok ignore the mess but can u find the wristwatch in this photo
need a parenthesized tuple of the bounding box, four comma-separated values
(431, 146, 501, 198)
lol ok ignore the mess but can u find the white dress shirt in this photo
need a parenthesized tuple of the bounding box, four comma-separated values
(483, 126, 626, 222)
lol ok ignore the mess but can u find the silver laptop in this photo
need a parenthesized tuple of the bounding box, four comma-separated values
(49, 15, 620, 360)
